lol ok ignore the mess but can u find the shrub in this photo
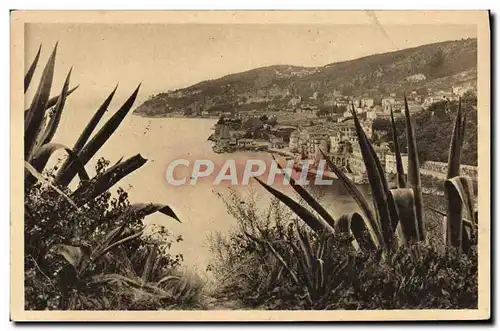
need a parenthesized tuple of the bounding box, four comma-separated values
(209, 192, 477, 310)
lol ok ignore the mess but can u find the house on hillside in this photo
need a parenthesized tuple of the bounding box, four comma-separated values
(362, 98, 375, 108)
(298, 104, 319, 116)
(405, 73, 427, 83)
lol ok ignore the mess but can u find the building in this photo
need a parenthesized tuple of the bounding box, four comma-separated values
(350, 143, 390, 179)
(298, 104, 319, 116)
(366, 109, 378, 121)
(307, 133, 330, 161)
(452, 83, 476, 97)
(382, 98, 404, 114)
(362, 98, 375, 108)
(270, 137, 286, 149)
(405, 73, 427, 83)
(385, 153, 409, 175)
(289, 130, 300, 152)
(361, 119, 373, 139)
(400, 102, 424, 117)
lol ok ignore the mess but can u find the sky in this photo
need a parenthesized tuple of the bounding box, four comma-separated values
(24, 23, 477, 110)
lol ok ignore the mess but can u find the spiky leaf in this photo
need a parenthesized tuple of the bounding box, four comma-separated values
(403, 94, 425, 241)
(272, 154, 336, 228)
(27, 143, 89, 186)
(253, 177, 335, 235)
(56, 86, 119, 180)
(389, 188, 419, 246)
(447, 99, 463, 179)
(390, 106, 406, 188)
(320, 149, 383, 249)
(71, 154, 147, 206)
(56, 85, 140, 187)
(25, 43, 57, 160)
(40, 68, 72, 145)
(351, 105, 394, 247)
(24, 45, 41, 93)
(129, 203, 181, 223)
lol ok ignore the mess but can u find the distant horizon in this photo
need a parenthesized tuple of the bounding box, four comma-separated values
(25, 23, 477, 110)
(185, 36, 477, 93)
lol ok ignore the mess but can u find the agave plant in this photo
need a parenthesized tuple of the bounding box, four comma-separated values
(24, 44, 182, 308)
(24, 43, 180, 216)
(264, 221, 349, 308)
(255, 93, 476, 254)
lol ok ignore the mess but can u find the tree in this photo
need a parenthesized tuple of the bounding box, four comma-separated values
(427, 48, 446, 77)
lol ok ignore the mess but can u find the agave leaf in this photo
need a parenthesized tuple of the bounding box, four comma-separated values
(24, 161, 78, 209)
(31, 113, 49, 156)
(444, 179, 464, 249)
(74, 85, 119, 154)
(450, 176, 476, 225)
(447, 99, 463, 179)
(265, 239, 300, 285)
(253, 177, 335, 234)
(50, 244, 90, 271)
(335, 213, 369, 252)
(271, 154, 336, 228)
(351, 104, 395, 247)
(294, 224, 315, 289)
(403, 94, 425, 242)
(390, 106, 406, 188)
(350, 104, 390, 194)
(288, 239, 309, 283)
(156, 275, 182, 286)
(40, 68, 72, 145)
(55, 86, 118, 181)
(24, 45, 42, 93)
(335, 214, 350, 233)
(113, 156, 124, 167)
(295, 224, 313, 271)
(320, 149, 383, 249)
(24, 85, 79, 116)
(45, 85, 79, 111)
(56, 85, 140, 187)
(25, 43, 58, 160)
(142, 245, 159, 285)
(28, 143, 89, 185)
(91, 228, 145, 266)
(129, 203, 181, 223)
(389, 188, 419, 246)
(460, 105, 467, 153)
(349, 212, 376, 251)
(98, 223, 129, 254)
(100, 230, 144, 257)
(71, 154, 147, 206)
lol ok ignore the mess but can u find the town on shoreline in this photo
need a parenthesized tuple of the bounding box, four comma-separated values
(203, 88, 478, 190)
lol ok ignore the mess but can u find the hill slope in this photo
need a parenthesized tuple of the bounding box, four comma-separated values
(134, 38, 477, 117)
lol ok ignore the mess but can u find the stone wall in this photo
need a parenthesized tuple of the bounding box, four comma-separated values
(421, 161, 478, 181)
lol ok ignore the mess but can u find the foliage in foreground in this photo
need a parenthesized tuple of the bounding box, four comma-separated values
(24, 44, 203, 310)
(209, 192, 477, 310)
(210, 93, 478, 309)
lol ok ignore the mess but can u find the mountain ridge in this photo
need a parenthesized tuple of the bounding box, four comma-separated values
(134, 38, 477, 117)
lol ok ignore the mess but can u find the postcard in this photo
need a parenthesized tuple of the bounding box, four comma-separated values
(11, 10, 490, 321)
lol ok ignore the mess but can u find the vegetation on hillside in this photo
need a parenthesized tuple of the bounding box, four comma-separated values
(135, 38, 477, 117)
(373, 91, 478, 165)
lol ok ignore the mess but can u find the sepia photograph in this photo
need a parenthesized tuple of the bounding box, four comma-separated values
(10, 10, 490, 321)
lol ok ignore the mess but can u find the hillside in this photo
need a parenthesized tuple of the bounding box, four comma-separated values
(134, 38, 477, 117)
